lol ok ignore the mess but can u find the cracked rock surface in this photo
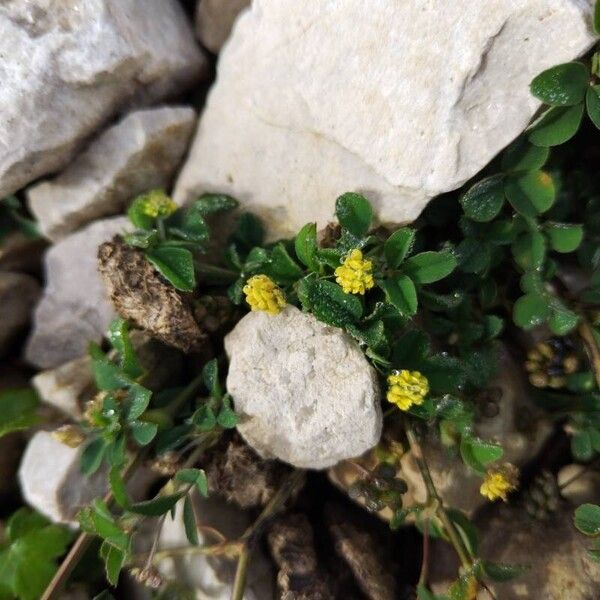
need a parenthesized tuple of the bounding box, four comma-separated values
(28, 106, 197, 241)
(225, 306, 382, 469)
(175, 0, 594, 238)
(0, 0, 206, 197)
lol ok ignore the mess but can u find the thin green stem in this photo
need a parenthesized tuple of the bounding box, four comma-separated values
(231, 545, 250, 600)
(405, 423, 472, 570)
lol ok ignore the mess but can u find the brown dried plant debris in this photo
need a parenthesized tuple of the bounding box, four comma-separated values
(97, 236, 206, 353)
(204, 433, 292, 509)
(325, 505, 396, 600)
(268, 513, 335, 600)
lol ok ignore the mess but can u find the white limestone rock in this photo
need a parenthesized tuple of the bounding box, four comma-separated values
(225, 306, 382, 469)
(27, 107, 197, 241)
(195, 0, 250, 53)
(175, 0, 595, 239)
(0, 272, 40, 357)
(0, 0, 206, 198)
(18, 431, 107, 525)
(32, 356, 94, 420)
(25, 216, 130, 369)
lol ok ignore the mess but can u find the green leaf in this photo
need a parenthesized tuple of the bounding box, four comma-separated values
(80, 438, 107, 476)
(460, 436, 503, 474)
(295, 222, 319, 271)
(530, 62, 589, 106)
(545, 222, 584, 253)
(549, 305, 579, 335)
(268, 243, 304, 283)
(482, 561, 529, 582)
(217, 395, 238, 429)
(0, 388, 40, 438)
(176, 468, 209, 497)
(89, 344, 134, 391)
(586, 85, 600, 129)
(130, 421, 158, 446)
(183, 495, 199, 545)
(193, 193, 238, 215)
(230, 213, 265, 252)
(109, 467, 130, 509)
(125, 384, 152, 421)
(298, 276, 363, 328)
(347, 320, 387, 352)
(145, 246, 195, 292)
(167, 205, 209, 244)
(574, 503, 600, 536)
(191, 405, 217, 431)
(79, 500, 129, 551)
(335, 192, 373, 237)
(511, 230, 546, 271)
(528, 103, 584, 147)
(501, 139, 549, 172)
(100, 541, 125, 586)
(389, 509, 407, 531)
(420, 354, 466, 394)
(384, 228, 416, 267)
(447, 509, 479, 556)
(460, 175, 505, 222)
(129, 493, 184, 517)
(595, 1, 600, 35)
(123, 229, 158, 249)
(456, 238, 492, 274)
(107, 319, 143, 379)
(513, 293, 550, 329)
(202, 359, 222, 400)
(404, 251, 457, 284)
(127, 196, 154, 229)
(505, 171, 555, 216)
(0, 510, 73, 600)
(572, 429, 594, 461)
(382, 275, 418, 316)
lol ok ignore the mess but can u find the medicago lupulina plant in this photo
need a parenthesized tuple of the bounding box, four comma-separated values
(3, 18, 600, 600)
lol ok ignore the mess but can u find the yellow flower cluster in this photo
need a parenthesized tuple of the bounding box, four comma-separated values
(243, 275, 286, 315)
(386, 369, 429, 411)
(335, 249, 375, 295)
(480, 463, 519, 502)
(138, 189, 177, 218)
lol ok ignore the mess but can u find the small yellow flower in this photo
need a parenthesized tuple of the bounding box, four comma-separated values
(480, 463, 519, 502)
(386, 370, 429, 411)
(335, 249, 375, 295)
(243, 275, 286, 315)
(137, 189, 177, 218)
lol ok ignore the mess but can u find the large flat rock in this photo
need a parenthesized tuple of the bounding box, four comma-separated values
(25, 217, 130, 369)
(175, 0, 595, 238)
(0, 0, 206, 198)
(27, 106, 197, 241)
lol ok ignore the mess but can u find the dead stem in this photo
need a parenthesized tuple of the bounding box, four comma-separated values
(578, 319, 600, 389)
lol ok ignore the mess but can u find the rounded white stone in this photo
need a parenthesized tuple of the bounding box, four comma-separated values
(225, 305, 382, 469)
